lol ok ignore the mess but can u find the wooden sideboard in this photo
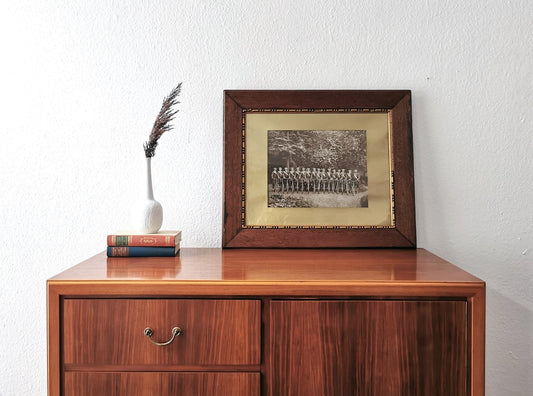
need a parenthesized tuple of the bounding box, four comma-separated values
(47, 248, 485, 395)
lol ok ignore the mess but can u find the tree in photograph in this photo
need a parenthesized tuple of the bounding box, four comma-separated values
(268, 131, 306, 169)
(268, 130, 366, 176)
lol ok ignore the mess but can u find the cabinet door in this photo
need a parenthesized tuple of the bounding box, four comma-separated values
(268, 300, 467, 396)
(64, 372, 259, 396)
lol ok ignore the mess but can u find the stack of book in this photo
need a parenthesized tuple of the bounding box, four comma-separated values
(107, 230, 182, 257)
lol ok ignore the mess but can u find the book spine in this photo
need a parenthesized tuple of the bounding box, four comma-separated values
(107, 246, 179, 257)
(107, 235, 178, 247)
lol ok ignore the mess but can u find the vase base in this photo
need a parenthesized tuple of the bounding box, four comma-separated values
(131, 199, 163, 234)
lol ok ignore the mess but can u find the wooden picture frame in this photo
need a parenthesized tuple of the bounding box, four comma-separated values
(223, 90, 415, 248)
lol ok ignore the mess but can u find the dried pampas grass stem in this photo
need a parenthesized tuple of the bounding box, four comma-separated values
(143, 82, 182, 157)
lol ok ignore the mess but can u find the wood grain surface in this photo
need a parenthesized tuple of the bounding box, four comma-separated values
(64, 372, 259, 396)
(63, 299, 260, 367)
(268, 300, 467, 396)
(50, 248, 483, 284)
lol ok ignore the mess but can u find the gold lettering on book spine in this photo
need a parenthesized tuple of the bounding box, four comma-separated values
(140, 237, 157, 245)
(110, 247, 129, 256)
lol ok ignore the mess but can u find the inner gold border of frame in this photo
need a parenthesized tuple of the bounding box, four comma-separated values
(241, 109, 395, 228)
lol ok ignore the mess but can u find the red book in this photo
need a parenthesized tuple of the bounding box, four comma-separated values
(107, 230, 181, 247)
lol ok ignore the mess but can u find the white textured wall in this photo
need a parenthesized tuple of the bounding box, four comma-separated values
(1, 1, 531, 394)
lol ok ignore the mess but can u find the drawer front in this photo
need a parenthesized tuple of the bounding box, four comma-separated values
(64, 372, 260, 396)
(63, 299, 260, 367)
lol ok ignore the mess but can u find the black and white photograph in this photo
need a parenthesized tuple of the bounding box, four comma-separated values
(268, 129, 368, 208)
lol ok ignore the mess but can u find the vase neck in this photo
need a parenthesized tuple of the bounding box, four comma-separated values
(145, 157, 154, 200)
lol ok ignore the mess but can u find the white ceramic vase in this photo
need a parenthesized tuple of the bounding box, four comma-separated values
(131, 157, 163, 233)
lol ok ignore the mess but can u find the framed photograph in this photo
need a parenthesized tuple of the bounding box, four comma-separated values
(223, 90, 415, 248)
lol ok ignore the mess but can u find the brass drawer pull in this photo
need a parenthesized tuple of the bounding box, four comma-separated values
(143, 326, 182, 346)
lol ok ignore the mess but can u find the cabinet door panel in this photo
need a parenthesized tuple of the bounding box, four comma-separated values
(63, 299, 260, 367)
(64, 372, 259, 396)
(269, 300, 467, 396)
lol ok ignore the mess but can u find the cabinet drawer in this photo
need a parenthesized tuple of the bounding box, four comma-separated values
(64, 372, 260, 396)
(63, 299, 260, 367)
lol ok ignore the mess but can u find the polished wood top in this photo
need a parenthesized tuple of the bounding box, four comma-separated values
(49, 248, 482, 284)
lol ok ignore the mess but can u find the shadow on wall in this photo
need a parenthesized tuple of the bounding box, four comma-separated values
(485, 287, 533, 395)
(410, 90, 453, 248)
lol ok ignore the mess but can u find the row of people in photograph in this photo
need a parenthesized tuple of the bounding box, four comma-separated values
(271, 167, 361, 194)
